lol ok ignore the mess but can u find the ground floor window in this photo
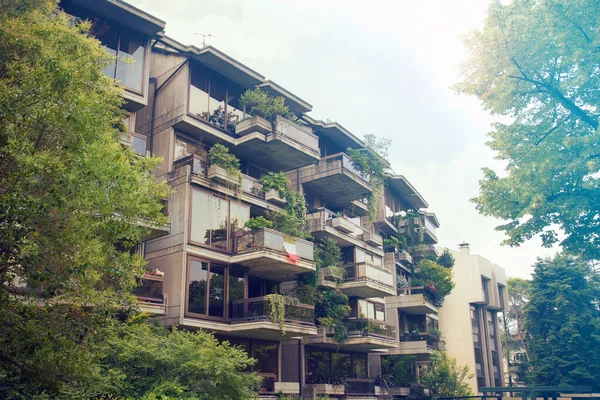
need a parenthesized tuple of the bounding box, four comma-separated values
(305, 347, 368, 383)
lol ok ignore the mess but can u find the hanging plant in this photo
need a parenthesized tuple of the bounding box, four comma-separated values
(208, 143, 242, 197)
(266, 190, 309, 239)
(266, 293, 287, 333)
(346, 135, 391, 222)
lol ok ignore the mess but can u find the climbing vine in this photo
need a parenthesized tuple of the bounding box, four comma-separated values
(266, 293, 287, 333)
(347, 135, 391, 222)
(267, 190, 309, 239)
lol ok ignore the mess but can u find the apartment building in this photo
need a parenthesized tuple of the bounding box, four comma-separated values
(58, 1, 446, 398)
(439, 244, 507, 394)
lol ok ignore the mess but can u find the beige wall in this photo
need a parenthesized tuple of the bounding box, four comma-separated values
(438, 245, 507, 394)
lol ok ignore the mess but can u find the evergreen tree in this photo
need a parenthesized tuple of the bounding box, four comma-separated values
(523, 254, 600, 389)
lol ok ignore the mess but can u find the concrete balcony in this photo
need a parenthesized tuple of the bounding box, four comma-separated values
(232, 228, 315, 281)
(360, 231, 383, 247)
(273, 382, 300, 395)
(264, 189, 286, 206)
(317, 266, 343, 288)
(338, 263, 396, 298)
(174, 154, 285, 212)
(235, 115, 321, 171)
(183, 296, 317, 340)
(391, 331, 441, 355)
(397, 216, 438, 245)
(132, 274, 167, 315)
(386, 287, 439, 315)
(306, 209, 383, 254)
(305, 321, 397, 351)
(207, 165, 240, 187)
(373, 207, 398, 235)
(295, 152, 372, 208)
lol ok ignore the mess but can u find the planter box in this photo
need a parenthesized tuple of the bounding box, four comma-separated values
(390, 387, 410, 396)
(311, 384, 345, 395)
(273, 382, 300, 394)
(361, 231, 383, 246)
(207, 165, 240, 187)
(331, 217, 354, 234)
(264, 188, 286, 206)
(235, 115, 272, 136)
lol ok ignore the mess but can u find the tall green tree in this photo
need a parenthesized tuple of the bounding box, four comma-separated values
(0, 2, 259, 398)
(455, 0, 600, 260)
(523, 254, 600, 389)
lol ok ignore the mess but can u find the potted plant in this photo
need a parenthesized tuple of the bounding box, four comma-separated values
(207, 143, 241, 188)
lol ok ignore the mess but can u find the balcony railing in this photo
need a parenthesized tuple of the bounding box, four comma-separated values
(231, 296, 315, 326)
(345, 319, 396, 340)
(307, 208, 381, 247)
(173, 154, 266, 200)
(272, 115, 319, 153)
(399, 331, 440, 349)
(132, 275, 164, 304)
(343, 263, 394, 288)
(397, 286, 442, 307)
(233, 228, 314, 261)
(318, 152, 371, 186)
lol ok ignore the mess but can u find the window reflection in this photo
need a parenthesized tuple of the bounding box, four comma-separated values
(209, 265, 226, 317)
(188, 260, 208, 314)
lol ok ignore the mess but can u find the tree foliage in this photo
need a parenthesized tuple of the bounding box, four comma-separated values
(413, 259, 454, 299)
(437, 249, 455, 268)
(239, 88, 293, 123)
(455, 0, 600, 260)
(523, 254, 600, 389)
(0, 2, 259, 398)
(419, 351, 473, 397)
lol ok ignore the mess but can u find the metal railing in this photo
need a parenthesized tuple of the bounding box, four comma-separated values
(345, 318, 396, 339)
(230, 296, 315, 326)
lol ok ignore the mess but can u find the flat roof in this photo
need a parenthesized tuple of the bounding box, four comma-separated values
(302, 115, 364, 149)
(387, 175, 429, 210)
(159, 37, 265, 88)
(257, 81, 312, 115)
(65, 0, 165, 36)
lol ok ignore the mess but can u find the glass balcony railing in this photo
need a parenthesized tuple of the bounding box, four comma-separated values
(317, 152, 371, 184)
(231, 296, 315, 326)
(345, 318, 396, 340)
(272, 115, 319, 152)
(188, 85, 244, 135)
(132, 275, 164, 304)
(343, 263, 394, 288)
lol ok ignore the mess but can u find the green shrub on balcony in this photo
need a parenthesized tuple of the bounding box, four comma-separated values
(208, 143, 240, 174)
(239, 88, 294, 123)
(244, 216, 273, 231)
(266, 191, 309, 239)
(259, 171, 288, 198)
(413, 259, 454, 300)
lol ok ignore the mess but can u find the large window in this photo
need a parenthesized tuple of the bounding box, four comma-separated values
(190, 189, 250, 251)
(187, 258, 245, 319)
(305, 348, 368, 383)
(60, 2, 147, 93)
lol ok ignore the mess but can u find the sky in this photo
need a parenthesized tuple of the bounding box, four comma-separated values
(129, 0, 560, 279)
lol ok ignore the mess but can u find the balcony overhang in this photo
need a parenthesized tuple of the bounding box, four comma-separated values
(305, 335, 398, 352)
(389, 341, 434, 356)
(388, 175, 428, 210)
(182, 318, 317, 341)
(65, 0, 166, 36)
(338, 280, 396, 298)
(298, 156, 372, 207)
(232, 250, 315, 281)
(256, 81, 312, 115)
(235, 116, 321, 171)
(386, 294, 438, 315)
(302, 115, 364, 150)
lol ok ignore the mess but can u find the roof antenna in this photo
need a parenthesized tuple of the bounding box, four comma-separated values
(194, 33, 219, 48)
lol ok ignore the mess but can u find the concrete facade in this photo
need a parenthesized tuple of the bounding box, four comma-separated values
(439, 244, 507, 394)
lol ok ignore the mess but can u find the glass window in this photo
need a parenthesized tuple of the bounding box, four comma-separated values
(353, 353, 368, 378)
(252, 341, 278, 375)
(332, 352, 351, 377)
(375, 303, 385, 321)
(92, 18, 118, 79)
(190, 190, 211, 246)
(208, 264, 226, 318)
(210, 196, 228, 251)
(229, 268, 245, 318)
(188, 260, 208, 315)
(130, 135, 147, 156)
(230, 202, 250, 235)
(116, 28, 146, 92)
